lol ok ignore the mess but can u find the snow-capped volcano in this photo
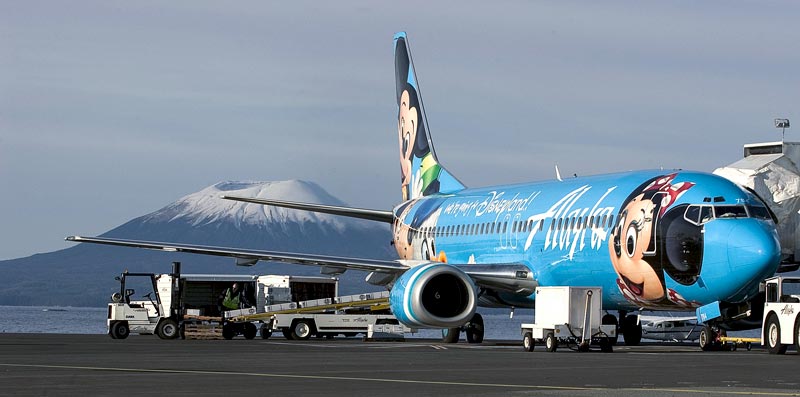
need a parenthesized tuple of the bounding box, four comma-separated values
(102, 180, 391, 255)
(142, 180, 351, 231)
(0, 180, 394, 306)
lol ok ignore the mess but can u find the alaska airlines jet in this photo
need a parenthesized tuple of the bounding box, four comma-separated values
(67, 32, 781, 345)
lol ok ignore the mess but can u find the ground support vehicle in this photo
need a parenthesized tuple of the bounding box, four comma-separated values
(107, 262, 184, 340)
(718, 336, 760, 351)
(106, 262, 339, 340)
(229, 290, 414, 340)
(761, 276, 800, 354)
(520, 287, 615, 353)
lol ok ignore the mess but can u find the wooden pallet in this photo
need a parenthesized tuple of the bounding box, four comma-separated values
(183, 322, 223, 340)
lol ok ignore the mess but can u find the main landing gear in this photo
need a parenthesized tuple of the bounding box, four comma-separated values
(441, 313, 485, 344)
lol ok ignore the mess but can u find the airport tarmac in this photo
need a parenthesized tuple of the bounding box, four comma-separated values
(1, 334, 799, 396)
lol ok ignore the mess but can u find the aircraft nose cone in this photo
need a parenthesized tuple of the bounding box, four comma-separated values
(727, 221, 780, 278)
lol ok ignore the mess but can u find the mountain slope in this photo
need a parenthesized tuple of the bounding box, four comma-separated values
(0, 180, 394, 306)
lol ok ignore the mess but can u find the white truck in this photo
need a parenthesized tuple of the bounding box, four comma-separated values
(762, 276, 800, 354)
(520, 286, 616, 352)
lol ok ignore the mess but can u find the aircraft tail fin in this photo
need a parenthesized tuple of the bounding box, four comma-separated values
(394, 32, 465, 201)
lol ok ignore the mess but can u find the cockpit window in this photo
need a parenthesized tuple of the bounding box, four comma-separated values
(685, 204, 754, 225)
(714, 205, 748, 219)
(747, 205, 771, 220)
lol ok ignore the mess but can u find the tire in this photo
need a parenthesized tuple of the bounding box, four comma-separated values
(109, 322, 118, 340)
(765, 314, 787, 354)
(243, 323, 257, 340)
(602, 314, 619, 345)
(794, 319, 800, 353)
(282, 328, 293, 340)
(465, 313, 484, 344)
(260, 324, 272, 340)
(600, 338, 613, 353)
(291, 320, 313, 340)
(545, 332, 557, 352)
(442, 327, 460, 343)
(110, 321, 130, 340)
(622, 315, 642, 346)
(699, 326, 714, 351)
(523, 332, 534, 352)
(222, 324, 236, 340)
(156, 319, 179, 340)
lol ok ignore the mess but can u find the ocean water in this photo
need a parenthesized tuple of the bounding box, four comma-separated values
(0, 306, 758, 341)
(0, 306, 108, 334)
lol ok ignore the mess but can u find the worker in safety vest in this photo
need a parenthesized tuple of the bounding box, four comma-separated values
(218, 283, 242, 314)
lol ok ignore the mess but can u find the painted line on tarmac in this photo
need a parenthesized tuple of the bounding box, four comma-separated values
(1, 363, 799, 395)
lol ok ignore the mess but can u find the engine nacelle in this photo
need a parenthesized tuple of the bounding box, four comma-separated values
(390, 263, 477, 328)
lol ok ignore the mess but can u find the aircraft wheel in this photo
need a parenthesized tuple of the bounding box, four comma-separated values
(442, 327, 460, 343)
(765, 314, 787, 354)
(545, 332, 557, 352)
(522, 332, 534, 352)
(156, 319, 179, 340)
(622, 315, 642, 346)
(110, 321, 129, 340)
(243, 323, 257, 340)
(291, 320, 313, 340)
(465, 313, 484, 344)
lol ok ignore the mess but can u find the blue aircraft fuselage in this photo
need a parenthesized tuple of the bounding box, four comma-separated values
(392, 169, 780, 311)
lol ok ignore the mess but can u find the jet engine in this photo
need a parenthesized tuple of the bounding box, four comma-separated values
(390, 263, 477, 328)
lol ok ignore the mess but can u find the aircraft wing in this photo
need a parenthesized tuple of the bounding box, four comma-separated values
(65, 236, 537, 294)
(65, 236, 406, 272)
(220, 196, 394, 223)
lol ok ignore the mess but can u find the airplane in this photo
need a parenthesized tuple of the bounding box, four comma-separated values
(66, 32, 782, 345)
(639, 315, 700, 342)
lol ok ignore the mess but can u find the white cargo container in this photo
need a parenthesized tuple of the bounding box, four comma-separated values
(520, 286, 615, 352)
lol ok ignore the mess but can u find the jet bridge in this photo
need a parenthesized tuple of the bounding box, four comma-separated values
(714, 141, 800, 271)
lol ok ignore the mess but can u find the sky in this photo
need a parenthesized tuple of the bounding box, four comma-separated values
(1, 0, 799, 260)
